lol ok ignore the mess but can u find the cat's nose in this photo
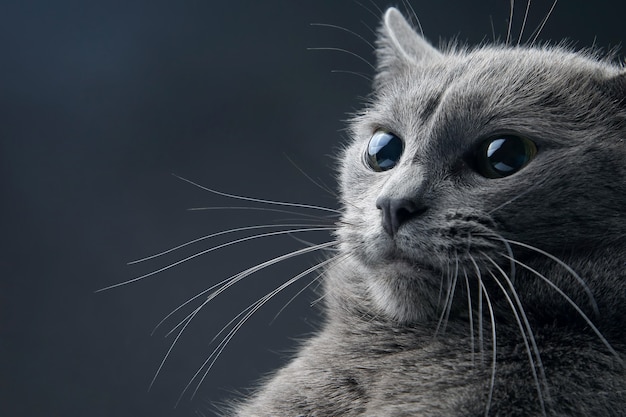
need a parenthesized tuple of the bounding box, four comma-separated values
(375, 197, 427, 236)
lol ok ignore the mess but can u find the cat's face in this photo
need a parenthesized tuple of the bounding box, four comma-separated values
(335, 9, 626, 324)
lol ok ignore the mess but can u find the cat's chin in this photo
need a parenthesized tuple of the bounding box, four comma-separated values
(352, 248, 444, 324)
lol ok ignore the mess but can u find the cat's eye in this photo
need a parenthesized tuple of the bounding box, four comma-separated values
(365, 130, 404, 172)
(475, 135, 537, 178)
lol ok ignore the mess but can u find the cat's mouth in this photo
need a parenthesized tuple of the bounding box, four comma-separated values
(362, 224, 501, 276)
(371, 238, 444, 276)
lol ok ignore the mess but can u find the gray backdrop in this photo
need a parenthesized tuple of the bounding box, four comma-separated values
(3, 1, 625, 416)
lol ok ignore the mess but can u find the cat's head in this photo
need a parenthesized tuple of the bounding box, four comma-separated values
(333, 8, 626, 325)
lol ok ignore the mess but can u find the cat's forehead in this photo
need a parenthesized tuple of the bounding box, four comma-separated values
(382, 48, 603, 109)
(362, 46, 616, 146)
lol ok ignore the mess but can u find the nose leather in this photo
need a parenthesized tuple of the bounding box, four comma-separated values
(375, 197, 427, 236)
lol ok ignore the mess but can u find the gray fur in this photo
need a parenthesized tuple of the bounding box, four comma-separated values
(230, 7, 626, 416)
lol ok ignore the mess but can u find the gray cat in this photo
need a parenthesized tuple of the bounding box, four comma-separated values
(229, 7, 626, 416)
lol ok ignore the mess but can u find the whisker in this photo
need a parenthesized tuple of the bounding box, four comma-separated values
(172, 173, 341, 214)
(489, 15, 496, 44)
(150, 242, 335, 394)
(283, 153, 338, 198)
(309, 273, 330, 308)
(218, 256, 335, 342)
(400, 0, 424, 37)
(484, 255, 549, 416)
(270, 270, 325, 325)
(359, 19, 377, 37)
(149, 301, 203, 392)
(285, 232, 329, 248)
(463, 268, 475, 364)
(506, 0, 515, 46)
(364, 0, 382, 15)
(487, 186, 535, 215)
(442, 256, 460, 333)
(187, 206, 334, 220)
(97, 227, 335, 292)
(351, 0, 381, 20)
(265, 218, 336, 226)
(128, 223, 330, 265)
(307, 47, 376, 70)
(469, 256, 485, 362)
(435, 261, 457, 336)
(499, 238, 599, 316)
(517, 0, 532, 46)
(309, 23, 375, 49)
(436, 268, 445, 313)
(160, 241, 337, 338)
(528, 0, 558, 46)
(478, 275, 497, 417)
(503, 254, 623, 365)
(181, 257, 337, 403)
(330, 69, 373, 82)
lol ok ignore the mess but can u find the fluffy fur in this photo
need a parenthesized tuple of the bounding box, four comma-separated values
(230, 7, 626, 416)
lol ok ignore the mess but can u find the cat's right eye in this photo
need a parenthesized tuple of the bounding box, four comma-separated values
(365, 130, 404, 172)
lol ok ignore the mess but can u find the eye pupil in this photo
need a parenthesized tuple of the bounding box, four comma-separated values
(366, 131, 404, 172)
(477, 135, 537, 178)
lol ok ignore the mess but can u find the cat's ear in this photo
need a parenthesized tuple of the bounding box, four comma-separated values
(375, 8, 442, 87)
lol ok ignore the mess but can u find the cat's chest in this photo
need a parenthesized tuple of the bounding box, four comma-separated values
(288, 329, 490, 416)
(280, 327, 622, 417)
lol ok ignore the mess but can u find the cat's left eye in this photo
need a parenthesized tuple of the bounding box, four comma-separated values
(365, 130, 404, 172)
(474, 135, 537, 178)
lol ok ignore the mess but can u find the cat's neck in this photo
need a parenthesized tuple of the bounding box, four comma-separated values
(323, 245, 626, 343)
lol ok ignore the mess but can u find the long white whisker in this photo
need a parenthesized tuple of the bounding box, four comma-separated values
(503, 254, 623, 365)
(97, 227, 335, 292)
(484, 255, 548, 416)
(172, 174, 341, 214)
(435, 269, 445, 312)
(400, 0, 424, 37)
(435, 262, 456, 336)
(529, 0, 558, 46)
(469, 256, 485, 362)
(351, 0, 380, 20)
(500, 238, 599, 316)
(187, 206, 334, 219)
(180, 257, 337, 404)
(282, 154, 338, 198)
(286, 232, 338, 249)
(307, 47, 376, 70)
(487, 186, 535, 215)
(309, 23, 375, 49)
(214, 256, 336, 344)
(489, 15, 496, 44)
(128, 224, 331, 265)
(517, 0, 531, 46)
(478, 276, 497, 417)
(152, 242, 335, 396)
(162, 241, 337, 338)
(330, 69, 373, 82)
(463, 269, 475, 365)
(270, 263, 333, 324)
(149, 300, 205, 392)
(365, 0, 382, 15)
(506, 0, 515, 46)
(442, 256, 460, 333)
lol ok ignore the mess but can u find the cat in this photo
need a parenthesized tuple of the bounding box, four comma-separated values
(218, 6, 626, 417)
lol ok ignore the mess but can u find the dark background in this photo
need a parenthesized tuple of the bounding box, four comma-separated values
(2, 1, 625, 416)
